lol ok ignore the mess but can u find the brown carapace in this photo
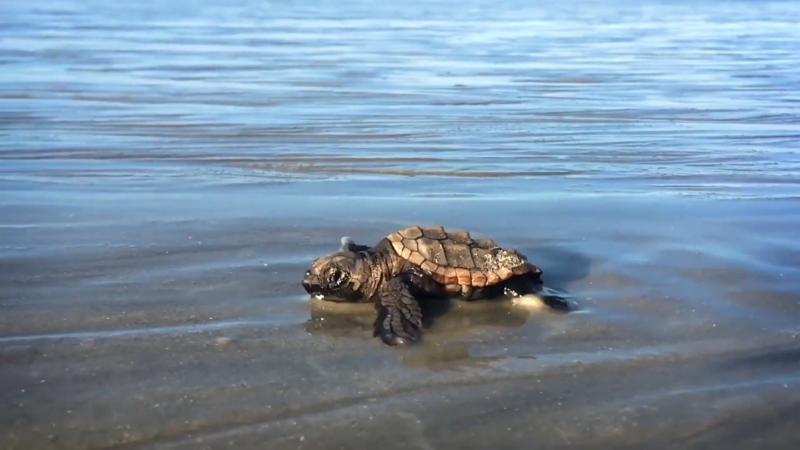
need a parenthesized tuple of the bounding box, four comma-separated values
(386, 225, 540, 295)
(301, 226, 570, 347)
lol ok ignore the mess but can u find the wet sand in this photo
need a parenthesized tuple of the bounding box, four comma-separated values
(2, 177, 799, 449)
(3, 0, 800, 448)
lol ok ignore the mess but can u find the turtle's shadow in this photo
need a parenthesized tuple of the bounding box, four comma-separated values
(419, 296, 453, 327)
(303, 296, 530, 340)
(302, 298, 459, 337)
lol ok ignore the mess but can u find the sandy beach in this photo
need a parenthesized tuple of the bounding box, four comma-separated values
(2, 0, 800, 448)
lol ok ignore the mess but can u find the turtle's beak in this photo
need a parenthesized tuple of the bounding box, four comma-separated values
(301, 271, 323, 297)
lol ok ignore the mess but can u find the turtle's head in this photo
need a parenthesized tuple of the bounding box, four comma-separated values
(301, 237, 370, 302)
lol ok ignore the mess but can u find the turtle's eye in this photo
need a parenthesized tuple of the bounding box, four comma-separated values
(329, 269, 348, 288)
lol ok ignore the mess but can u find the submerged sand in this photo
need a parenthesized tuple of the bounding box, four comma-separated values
(2, 179, 798, 449)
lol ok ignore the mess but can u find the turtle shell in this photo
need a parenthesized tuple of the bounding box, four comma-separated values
(386, 226, 538, 291)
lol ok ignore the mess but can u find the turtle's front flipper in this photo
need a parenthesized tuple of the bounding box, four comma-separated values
(373, 275, 423, 346)
(504, 274, 571, 312)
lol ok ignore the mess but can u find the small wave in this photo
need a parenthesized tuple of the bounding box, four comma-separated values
(239, 162, 581, 178)
(0, 319, 285, 343)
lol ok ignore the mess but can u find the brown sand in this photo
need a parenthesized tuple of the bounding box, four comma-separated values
(2, 184, 798, 449)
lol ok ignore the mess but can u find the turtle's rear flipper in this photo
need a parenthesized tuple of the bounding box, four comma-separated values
(538, 288, 571, 312)
(374, 276, 423, 346)
(504, 275, 571, 312)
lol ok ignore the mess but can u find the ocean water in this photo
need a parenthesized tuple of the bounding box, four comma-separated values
(1, 0, 799, 449)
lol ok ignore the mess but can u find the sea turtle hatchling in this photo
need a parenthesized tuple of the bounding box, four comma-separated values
(301, 226, 571, 346)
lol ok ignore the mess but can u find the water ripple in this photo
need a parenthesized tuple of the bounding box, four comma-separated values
(1, 0, 799, 196)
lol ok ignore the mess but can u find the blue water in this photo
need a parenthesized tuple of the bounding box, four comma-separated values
(2, 0, 799, 199)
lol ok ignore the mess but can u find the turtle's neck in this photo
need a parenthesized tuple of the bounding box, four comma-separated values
(358, 240, 402, 300)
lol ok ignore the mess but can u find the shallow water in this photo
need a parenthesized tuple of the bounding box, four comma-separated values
(2, 0, 800, 449)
